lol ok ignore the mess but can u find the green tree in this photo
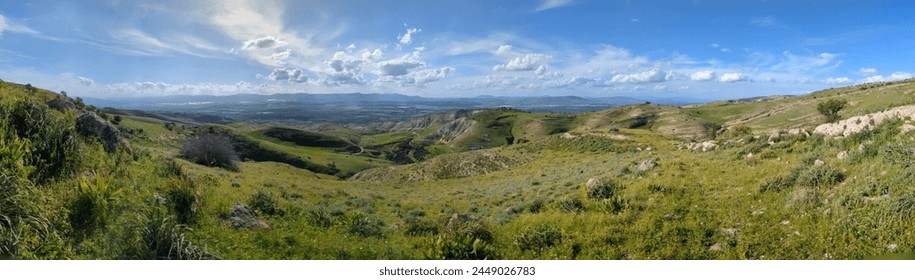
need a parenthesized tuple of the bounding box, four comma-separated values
(817, 98, 848, 123)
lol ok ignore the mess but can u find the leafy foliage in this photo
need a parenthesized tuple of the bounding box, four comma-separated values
(180, 133, 239, 170)
(514, 224, 563, 253)
(816, 98, 848, 123)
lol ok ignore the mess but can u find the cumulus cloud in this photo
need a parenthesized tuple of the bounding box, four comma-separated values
(824, 77, 852, 85)
(493, 54, 551, 71)
(268, 49, 291, 63)
(382, 67, 455, 86)
(610, 69, 670, 84)
(495, 44, 513, 55)
(861, 72, 914, 83)
(859, 68, 877, 74)
(265, 68, 307, 83)
(535, 0, 574, 11)
(78, 76, 95, 86)
(242, 35, 285, 50)
(315, 48, 383, 85)
(690, 70, 715, 81)
(377, 51, 425, 76)
(717, 72, 747, 83)
(397, 28, 421, 46)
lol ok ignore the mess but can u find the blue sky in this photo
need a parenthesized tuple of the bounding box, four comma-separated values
(0, 0, 913, 99)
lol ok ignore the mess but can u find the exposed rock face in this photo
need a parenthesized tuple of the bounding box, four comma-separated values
(227, 203, 269, 230)
(423, 117, 476, 143)
(76, 112, 120, 153)
(45, 98, 76, 111)
(814, 105, 915, 138)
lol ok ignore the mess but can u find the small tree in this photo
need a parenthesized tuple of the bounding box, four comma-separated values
(179, 133, 239, 170)
(817, 98, 848, 123)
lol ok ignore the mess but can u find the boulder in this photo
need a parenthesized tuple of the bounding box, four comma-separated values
(636, 159, 657, 172)
(227, 203, 269, 230)
(46, 98, 76, 111)
(76, 112, 120, 153)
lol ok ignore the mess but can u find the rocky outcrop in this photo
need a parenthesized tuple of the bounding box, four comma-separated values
(813, 105, 915, 138)
(423, 117, 476, 143)
(45, 98, 76, 111)
(76, 112, 120, 153)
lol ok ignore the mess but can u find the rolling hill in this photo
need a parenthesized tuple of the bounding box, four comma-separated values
(2, 79, 915, 260)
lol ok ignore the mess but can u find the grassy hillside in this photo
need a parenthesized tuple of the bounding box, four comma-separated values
(3, 79, 915, 259)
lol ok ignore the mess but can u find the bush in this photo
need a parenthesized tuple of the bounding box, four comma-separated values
(69, 173, 119, 236)
(817, 98, 848, 123)
(4, 100, 80, 182)
(306, 207, 336, 228)
(597, 195, 629, 214)
(758, 174, 797, 193)
(796, 165, 845, 187)
(587, 179, 624, 200)
(404, 217, 439, 236)
(514, 224, 563, 252)
(347, 212, 384, 238)
(168, 178, 198, 225)
(179, 133, 239, 170)
(557, 197, 585, 213)
(125, 208, 213, 260)
(426, 215, 496, 260)
(248, 191, 282, 216)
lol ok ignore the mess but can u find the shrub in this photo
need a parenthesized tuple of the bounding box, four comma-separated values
(557, 197, 585, 213)
(514, 224, 563, 253)
(796, 165, 845, 187)
(179, 133, 239, 170)
(404, 217, 439, 236)
(347, 212, 384, 238)
(758, 174, 797, 193)
(4, 100, 80, 182)
(69, 173, 119, 236)
(883, 142, 915, 167)
(426, 232, 496, 260)
(587, 179, 624, 200)
(306, 207, 336, 228)
(125, 208, 213, 260)
(168, 178, 198, 225)
(817, 98, 847, 123)
(248, 191, 282, 216)
(597, 195, 629, 214)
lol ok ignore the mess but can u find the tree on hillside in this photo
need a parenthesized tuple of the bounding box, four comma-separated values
(817, 98, 848, 123)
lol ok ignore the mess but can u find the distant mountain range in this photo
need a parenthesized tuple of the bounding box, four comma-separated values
(84, 93, 711, 125)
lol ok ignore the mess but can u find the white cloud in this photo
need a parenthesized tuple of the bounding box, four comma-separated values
(268, 49, 291, 64)
(495, 45, 513, 55)
(377, 51, 425, 76)
(397, 28, 421, 46)
(315, 49, 382, 85)
(0, 14, 39, 37)
(265, 68, 307, 83)
(610, 69, 670, 84)
(824, 77, 852, 85)
(771, 52, 841, 74)
(861, 72, 914, 83)
(690, 70, 715, 81)
(535, 0, 574, 12)
(381, 67, 455, 86)
(718, 72, 747, 83)
(242, 35, 285, 50)
(859, 67, 877, 74)
(78, 76, 95, 86)
(493, 54, 551, 71)
(653, 84, 668, 90)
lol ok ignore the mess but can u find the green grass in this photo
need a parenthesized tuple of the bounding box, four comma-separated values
(6, 79, 915, 260)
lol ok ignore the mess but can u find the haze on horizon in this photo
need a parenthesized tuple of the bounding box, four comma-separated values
(0, 0, 913, 100)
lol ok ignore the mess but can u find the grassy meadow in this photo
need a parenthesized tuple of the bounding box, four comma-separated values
(2, 79, 915, 259)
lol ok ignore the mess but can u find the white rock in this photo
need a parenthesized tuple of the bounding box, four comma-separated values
(837, 151, 849, 160)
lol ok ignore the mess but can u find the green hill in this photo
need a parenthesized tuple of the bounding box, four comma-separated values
(3, 79, 915, 259)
